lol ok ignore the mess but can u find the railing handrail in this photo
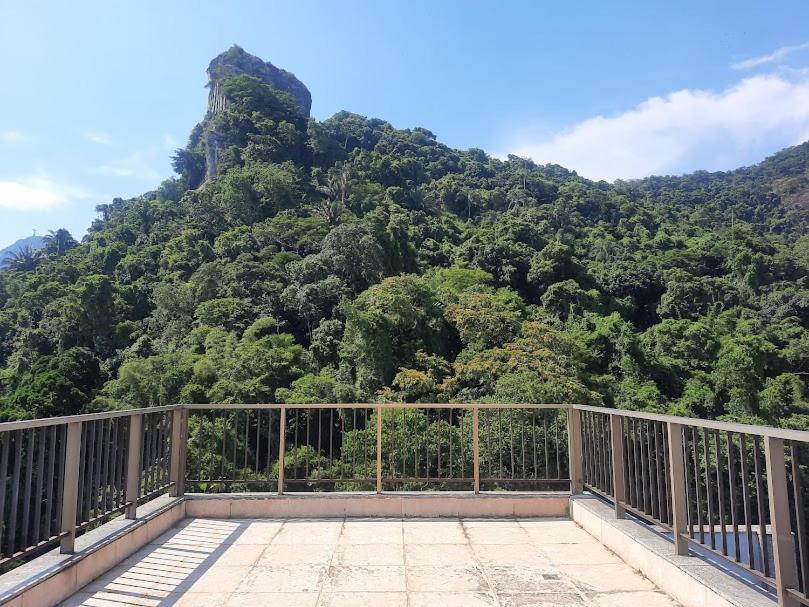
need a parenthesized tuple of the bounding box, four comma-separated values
(0, 404, 181, 432)
(5, 402, 809, 444)
(182, 402, 573, 411)
(575, 404, 809, 443)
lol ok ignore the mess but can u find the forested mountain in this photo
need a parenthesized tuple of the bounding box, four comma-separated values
(1, 46, 808, 429)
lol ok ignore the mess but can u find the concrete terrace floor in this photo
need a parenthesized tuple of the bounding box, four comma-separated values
(60, 517, 681, 607)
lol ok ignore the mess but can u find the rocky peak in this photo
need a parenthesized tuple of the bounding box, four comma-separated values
(206, 45, 312, 117)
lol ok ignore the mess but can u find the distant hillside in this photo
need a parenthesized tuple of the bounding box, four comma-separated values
(0, 46, 808, 430)
(0, 235, 44, 268)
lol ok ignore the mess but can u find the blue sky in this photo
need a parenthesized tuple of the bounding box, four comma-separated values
(1, 1, 809, 250)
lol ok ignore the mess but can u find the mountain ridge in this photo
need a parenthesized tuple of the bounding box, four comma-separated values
(0, 47, 807, 432)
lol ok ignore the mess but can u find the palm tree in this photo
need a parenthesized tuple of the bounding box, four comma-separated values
(43, 229, 77, 256)
(5, 245, 42, 272)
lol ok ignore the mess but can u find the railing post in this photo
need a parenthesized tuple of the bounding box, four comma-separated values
(667, 422, 689, 556)
(59, 421, 82, 553)
(609, 413, 626, 519)
(568, 407, 584, 494)
(125, 414, 143, 519)
(169, 407, 188, 498)
(277, 406, 286, 495)
(376, 406, 383, 494)
(765, 436, 800, 607)
(473, 407, 480, 494)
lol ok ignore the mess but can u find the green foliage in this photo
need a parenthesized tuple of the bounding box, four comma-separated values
(1, 79, 808, 431)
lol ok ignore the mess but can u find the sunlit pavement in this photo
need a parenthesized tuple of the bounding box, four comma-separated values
(60, 517, 680, 607)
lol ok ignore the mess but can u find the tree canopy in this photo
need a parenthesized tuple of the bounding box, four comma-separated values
(1, 71, 809, 430)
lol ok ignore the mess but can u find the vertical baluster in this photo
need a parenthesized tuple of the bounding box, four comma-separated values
(627, 419, 637, 509)
(255, 409, 261, 474)
(508, 409, 515, 480)
(125, 414, 143, 519)
(101, 420, 112, 515)
(662, 424, 672, 525)
(683, 429, 694, 539)
(703, 428, 715, 550)
(9, 431, 22, 556)
(726, 432, 740, 563)
(498, 409, 503, 480)
(231, 412, 237, 485)
(655, 423, 665, 522)
(518, 409, 524, 480)
(33, 427, 45, 544)
(739, 434, 755, 569)
(329, 408, 334, 474)
(244, 410, 250, 478)
(94, 420, 105, 518)
(278, 407, 286, 494)
(754, 436, 770, 576)
(401, 409, 406, 483)
(472, 407, 480, 493)
(44, 426, 56, 540)
(692, 428, 705, 544)
(555, 414, 561, 480)
(567, 408, 583, 494)
(60, 422, 82, 554)
(543, 413, 550, 484)
(108, 420, 118, 511)
(141, 416, 152, 497)
(54, 426, 66, 541)
(714, 431, 728, 555)
(646, 422, 656, 516)
(114, 420, 124, 508)
(450, 408, 455, 480)
(0, 434, 8, 556)
(649, 422, 663, 520)
(610, 414, 625, 518)
(667, 422, 689, 556)
(170, 408, 187, 497)
(765, 437, 799, 607)
(21, 429, 35, 550)
(376, 407, 383, 493)
(633, 420, 643, 511)
(220, 412, 226, 481)
(267, 409, 274, 484)
(76, 423, 86, 524)
(790, 442, 809, 595)
(532, 410, 539, 479)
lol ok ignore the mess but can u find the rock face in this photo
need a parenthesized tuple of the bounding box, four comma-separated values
(206, 45, 312, 117)
(203, 45, 312, 181)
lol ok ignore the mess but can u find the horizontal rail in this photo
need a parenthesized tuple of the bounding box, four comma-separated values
(576, 404, 809, 443)
(0, 405, 180, 432)
(182, 403, 573, 411)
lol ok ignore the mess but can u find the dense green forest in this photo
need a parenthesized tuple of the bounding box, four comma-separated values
(1, 50, 809, 430)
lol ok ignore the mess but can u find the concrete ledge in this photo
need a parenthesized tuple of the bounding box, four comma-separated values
(570, 495, 774, 607)
(0, 496, 186, 607)
(185, 491, 570, 519)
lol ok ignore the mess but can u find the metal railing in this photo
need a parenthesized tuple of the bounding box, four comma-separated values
(2, 401, 809, 607)
(0, 405, 183, 570)
(574, 405, 809, 607)
(182, 404, 570, 493)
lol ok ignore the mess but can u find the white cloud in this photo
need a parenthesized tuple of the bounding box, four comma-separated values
(732, 41, 809, 70)
(1, 131, 31, 144)
(509, 73, 809, 181)
(84, 131, 113, 145)
(163, 134, 178, 149)
(0, 175, 91, 211)
(94, 152, 162, 180)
